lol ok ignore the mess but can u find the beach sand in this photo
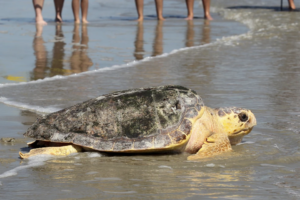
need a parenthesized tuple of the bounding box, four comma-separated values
(1, 0, 300, 199)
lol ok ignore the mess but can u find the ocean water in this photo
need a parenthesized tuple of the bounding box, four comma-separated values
(0, 0, 300, 199)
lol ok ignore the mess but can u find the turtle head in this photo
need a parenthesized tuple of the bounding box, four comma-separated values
(216, 107, 257, 145)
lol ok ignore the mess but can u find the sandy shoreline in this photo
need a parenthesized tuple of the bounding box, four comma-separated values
(0, 0, 247, 172)
(1, 0, 300, 198)
(0, 0, 250, 181)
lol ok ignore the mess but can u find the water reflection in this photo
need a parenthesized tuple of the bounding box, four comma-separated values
(201, 20, 210, 45)
(179, 20, 213, 87)
(31, 25, 48, 80)
(133, 21, 164, 60)
(70, 25, 93, 73)
(185, 20, 210, 47)
(133, 22, 145, 61)
(31, 24, 93, 80)
(25, 154, 255, 199)
(185, 21, 195, 48)
(134, 20, 211, 61)
(50, 24, 66, 77)
(152, 21, 164, 57)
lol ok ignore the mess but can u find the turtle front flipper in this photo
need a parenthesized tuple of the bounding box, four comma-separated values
(187, 133, 232, 161)
(19, 145, 83, 159)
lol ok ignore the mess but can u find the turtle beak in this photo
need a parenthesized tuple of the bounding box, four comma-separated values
(232, 127, 253, 136)
(247, 111, 257, 127)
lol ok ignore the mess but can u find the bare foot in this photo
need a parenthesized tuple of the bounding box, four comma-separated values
(204, 14, 213, 20)
(55, 15, 63, 23)
(136, 17, 144, 21)
(185, 15, 194, 20)
(289, 5, 296, 10)
(82, 19, 89, 24)
(157, 16, 165, 21)
(74, 19, 81, 24)
(36, 17, 47, 25)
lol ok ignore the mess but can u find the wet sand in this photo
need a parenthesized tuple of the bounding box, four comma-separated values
(0, 0, 245, 83)
(1, 0, 300, 199)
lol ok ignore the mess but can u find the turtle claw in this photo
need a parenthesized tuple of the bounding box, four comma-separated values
(19, 151, 30, 159)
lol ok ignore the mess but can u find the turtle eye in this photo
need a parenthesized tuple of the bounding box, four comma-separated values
(238, 113, 248, 122)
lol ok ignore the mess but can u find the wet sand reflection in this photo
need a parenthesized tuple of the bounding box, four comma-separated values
(134, 20, 211, 62)
(152, 21, 164, 57)
(133, 22, 145, 61)
(133, 21, 164, 60)
(50, 24, 66, 77)
(26, 153, 253, 199)
(70, 25, 93, 74)
(201, 20, 211, 45)
(32, 24, 93, 80)
(32, 25, 48, 80)
(32, 21, 210, 81)
(186, 20, 211, 47)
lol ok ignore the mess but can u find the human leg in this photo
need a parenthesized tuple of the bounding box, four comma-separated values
(54, 0, 64, 23)
(202, 0, 213, 20)
(32, 0, 47, 25)
(72, 0, 81, 23)
(288, 0, 296, 10)
(185, 0, 194, 20)
(135, 0, 144, 21)
(81, 0, 89, 23)
(154, 0, 165, 20)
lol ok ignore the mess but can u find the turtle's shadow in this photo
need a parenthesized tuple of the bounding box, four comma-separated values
(227, 6, 300, 12)
(104, 151, 182, 157)
(20, 147, 31, 152)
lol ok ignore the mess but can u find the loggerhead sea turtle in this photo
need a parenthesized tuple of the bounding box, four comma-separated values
(19, 85, 256, 160)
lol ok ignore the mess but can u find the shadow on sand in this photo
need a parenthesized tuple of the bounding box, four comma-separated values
(227, 5, 300, 12)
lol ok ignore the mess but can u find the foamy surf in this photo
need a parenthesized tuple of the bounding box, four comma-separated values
(0, 97, 59, 114)
(87, 152, 102, 158)
(0, 155, 53, 179)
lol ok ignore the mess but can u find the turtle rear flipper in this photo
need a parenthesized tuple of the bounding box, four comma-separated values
(19, 145, 82, 159)
(187, 133, 232, 160)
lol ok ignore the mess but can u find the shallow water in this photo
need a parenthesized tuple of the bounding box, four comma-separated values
(1, 0, 300, 199)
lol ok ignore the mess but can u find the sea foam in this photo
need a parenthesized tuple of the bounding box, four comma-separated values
(0, 155, 53, 179)
(0, 97, 59, 114)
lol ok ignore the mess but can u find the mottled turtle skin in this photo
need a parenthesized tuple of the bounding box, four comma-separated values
(24, 85, 204, 153)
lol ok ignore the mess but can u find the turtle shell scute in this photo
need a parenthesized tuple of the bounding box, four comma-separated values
(133, 137, 153, 150)
(113, 139, 133, 151)
(172, 130, 187, 143)
(73, 134, 95, 148)
(178, 119, 193, 135)
(184, 108, 199, 119)
(154, 134, 172, 148)
(95, 140, 114, 150)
